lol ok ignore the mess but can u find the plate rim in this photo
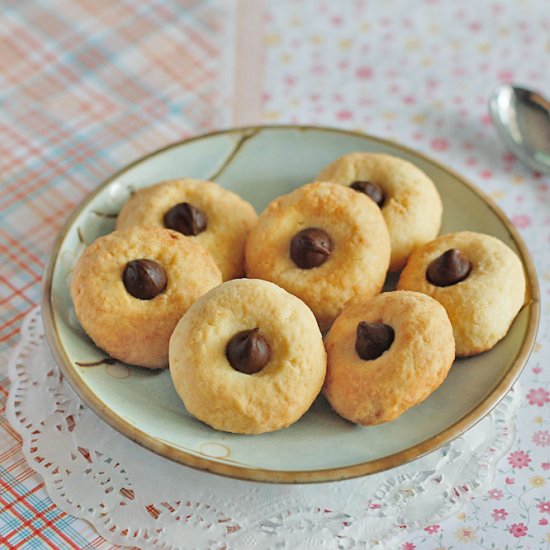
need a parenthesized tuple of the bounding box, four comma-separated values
(42, 124, 540, 484)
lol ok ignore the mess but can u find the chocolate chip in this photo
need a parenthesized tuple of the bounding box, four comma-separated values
(123, 259, 167, 300)
(350, 180, 385, 207)
(290, 227, 333, 269)
(226, 328, 271, 374)
(426, 248, 472, 287)
(163, 202, 207, 236)
(355, 321, 395, 360)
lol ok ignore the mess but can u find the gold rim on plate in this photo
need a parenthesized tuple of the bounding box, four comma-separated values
(42, 125, 540, 484)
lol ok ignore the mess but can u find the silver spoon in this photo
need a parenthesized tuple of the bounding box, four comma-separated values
(489, 84, 550, 174)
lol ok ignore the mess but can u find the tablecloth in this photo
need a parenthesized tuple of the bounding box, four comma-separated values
(1, 1, 549, 548)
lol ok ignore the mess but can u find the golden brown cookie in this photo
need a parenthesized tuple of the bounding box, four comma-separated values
(317, 152, 442, 271)
(324, 290, 455, 425)
(71, 225, 222, 369)
(245, 182, 391, 330)
(169, 279, 326, 434)
(397, 231, 526, 356)
(116, 178, 258, 280)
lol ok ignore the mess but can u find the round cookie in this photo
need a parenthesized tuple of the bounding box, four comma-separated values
(116, 178, 258, 280)
(245, 182, 391, 330)
(169, 279, 326, 434)
(71, 225, 222, 369)
(324, 291, 455, 425)
(397, 231, 526, 356)
(317, 152, 443, 271)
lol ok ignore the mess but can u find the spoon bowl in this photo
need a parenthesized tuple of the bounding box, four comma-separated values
(489, 84, 550, 174)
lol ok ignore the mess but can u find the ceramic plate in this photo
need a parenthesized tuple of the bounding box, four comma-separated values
(43, 126, 539, 483)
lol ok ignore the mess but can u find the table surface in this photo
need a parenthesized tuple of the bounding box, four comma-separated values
(1, 1, 549, 548)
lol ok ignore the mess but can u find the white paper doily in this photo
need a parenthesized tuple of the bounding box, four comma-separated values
(7, 307, 520, 549)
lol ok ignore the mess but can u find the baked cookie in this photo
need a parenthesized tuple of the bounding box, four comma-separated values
(317, 152, 442, 271)
(169, 279, 326, 434)
(116, 178, 258, 280)
(324, 291, 455, 425)
(71, 225, 222, 369)
(397, 231, 526, 356)
(245, 182, 391, 330)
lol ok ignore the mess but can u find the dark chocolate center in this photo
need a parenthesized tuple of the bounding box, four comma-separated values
(350, 180, 385, 207)
(226, 328, 271, 374)
(163, 202, 207, 236)
(426, 248, 472, 287)
(290, 227, 333, 269)
(123, 259, 167, 300)
(355, 321, 395, 360)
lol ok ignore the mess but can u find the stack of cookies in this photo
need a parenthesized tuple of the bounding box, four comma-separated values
(71, 152, 526, 434)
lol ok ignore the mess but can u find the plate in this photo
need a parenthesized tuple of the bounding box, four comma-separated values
(43, 125, 539, 483)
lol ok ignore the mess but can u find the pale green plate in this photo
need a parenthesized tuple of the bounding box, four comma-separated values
(43, 126, 539, 483)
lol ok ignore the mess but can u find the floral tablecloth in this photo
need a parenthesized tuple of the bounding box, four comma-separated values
(1, 1, 549, 548)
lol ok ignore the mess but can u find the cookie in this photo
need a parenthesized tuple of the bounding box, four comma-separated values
(397, 231, 526, 356)
(169, 279, 326, 434)
(324, 291, 455, 425)
(245, 182, 391, 330)
(317, 152, 442, 271)
(71, 225, 222, 369)
(116, 178, 258, 280)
